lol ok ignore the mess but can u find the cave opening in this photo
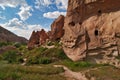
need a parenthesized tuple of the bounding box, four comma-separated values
(94, 30, 99, 36)
(79, 22, 82, 25)
(98, 10, 102, 14)
(69, 21, 75, 26)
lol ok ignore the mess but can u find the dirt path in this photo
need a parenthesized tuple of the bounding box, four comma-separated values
(42, 45, 55, 49)
(54, 65, 88, 80)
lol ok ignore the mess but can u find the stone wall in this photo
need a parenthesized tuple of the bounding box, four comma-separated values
(62, 0, 120, 61)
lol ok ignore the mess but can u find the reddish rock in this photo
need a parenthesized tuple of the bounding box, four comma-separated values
(27, 31, 39, 49)
(39, 29, 49, 45)
(50, 15, 65, 41)
(28, 15, 65, 49)
(62, 0, 120, 61)
(28, 29, 49, 49)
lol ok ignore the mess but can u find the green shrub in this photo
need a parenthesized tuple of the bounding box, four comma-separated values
(38, 47, 48, 52)
(2, 50, 18, 63)
(0, 42, 11, 47)
(17, 57, 24, 63)
(56, 48, 68, 59)
(39, 57, 52, 64)
(73, 61, 92, 67)
(27, 57, 52, 64)
(47, 41, 54, 46)
(25, 46, 68, 65)
(54, 41, 62, 47)
(27, 56, 39, 64)
(62, 60, 92, 71)
(42, 48, 68, 61)
(0, 55, 3, 61)
(13, 42, 22, 48)
(7, 72, 20, 80)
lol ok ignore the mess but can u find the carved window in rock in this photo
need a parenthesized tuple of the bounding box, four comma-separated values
(69, 21, 75, 26)
(79, 22, 82, 25)
(98, 10, 102, 14)
(94, 29, 99, 36)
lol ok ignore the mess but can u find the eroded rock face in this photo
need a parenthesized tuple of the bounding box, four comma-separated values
(50, 15, 65, 41)
(62, 0, 120, 61)
(28, 15, 65, 49)
(39, 29, 49, 45)
(28, 29, 49, 49)
(28, 31, 39, 49)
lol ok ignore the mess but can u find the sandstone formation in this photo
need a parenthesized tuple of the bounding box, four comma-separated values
(62, 0, 120, 61)
(28, 29, 49, 49)
(28, 15, 65, 49)
(50, 15, 65, 41)
(28, 30, 40, 49)
(0, 26, 27, 43)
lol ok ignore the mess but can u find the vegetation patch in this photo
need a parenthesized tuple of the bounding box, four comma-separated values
(0, 42, 12, 47)
(85, 66, 120, 80)
(2, 50, 21, 63)
(26, 46, 69, 65)
(0, 61, 65, 80)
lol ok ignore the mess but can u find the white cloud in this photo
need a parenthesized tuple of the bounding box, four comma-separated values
(35, 0, 52, 9)
(35, 0, 68, 10)
(0, 0, 33, 21)
(18, 6, 32, 21)
(0, 18, 48, 39)
(0, 0, 26, 10)
(55, 0, 68, 10)
(43, 11, 66, 19)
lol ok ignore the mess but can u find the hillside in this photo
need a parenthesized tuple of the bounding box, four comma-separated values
(0, 0, 120, 80)
(0, 26, 27, 43)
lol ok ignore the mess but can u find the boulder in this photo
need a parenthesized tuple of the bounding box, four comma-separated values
(62, 0, 120, 61)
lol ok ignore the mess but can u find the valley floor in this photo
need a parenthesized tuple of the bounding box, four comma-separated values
(1, 60, 120, 80)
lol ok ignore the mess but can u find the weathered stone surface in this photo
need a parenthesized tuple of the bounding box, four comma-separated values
(39, 29, 49, 45)
(50, 15, 65, 41)
(62, 0, 120, 61)
(27, 31, 39, 49)
(28, 29, 49, 49)
(28, 15, 65, 49)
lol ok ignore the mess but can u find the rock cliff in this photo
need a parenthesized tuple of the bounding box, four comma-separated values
(28, 15, 65, 49)
(28, 29, 49, 49)
(50, 15, 65, 41)
(62, 0, 120, 61)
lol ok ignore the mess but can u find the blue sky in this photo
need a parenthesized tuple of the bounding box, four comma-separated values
(0, 0, 68, 39)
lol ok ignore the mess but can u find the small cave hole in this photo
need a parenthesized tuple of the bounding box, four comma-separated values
(69, 21, 75, 26)
(98, 10, 102, 14)
(94, 30, 99, 36)
(79, 22, 82, 25)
